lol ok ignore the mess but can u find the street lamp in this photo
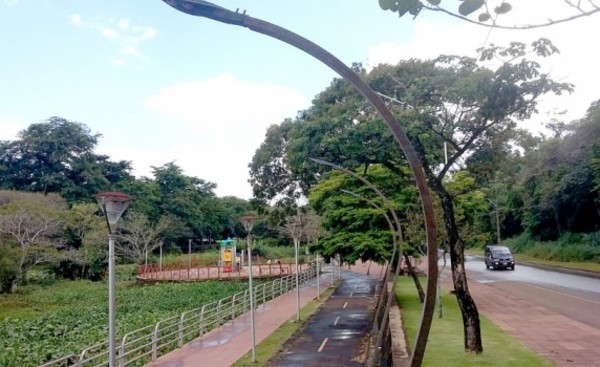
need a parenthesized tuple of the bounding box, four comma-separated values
(95, 191, 133, 367)
(284, 210, 304, 322)
(239, 214, 257, 363)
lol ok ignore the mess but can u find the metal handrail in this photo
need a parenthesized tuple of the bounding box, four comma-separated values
(40, 263, 319, 367)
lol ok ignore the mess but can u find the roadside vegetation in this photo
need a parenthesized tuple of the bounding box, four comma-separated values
(0, 274, 248, 367)
(396, 277, 553, 366)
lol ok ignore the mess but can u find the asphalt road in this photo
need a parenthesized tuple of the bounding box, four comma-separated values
(462, 255, 600, 329)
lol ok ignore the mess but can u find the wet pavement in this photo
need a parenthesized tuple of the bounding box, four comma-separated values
(145, 274, 329, 367)
(270, 270, 378, 367)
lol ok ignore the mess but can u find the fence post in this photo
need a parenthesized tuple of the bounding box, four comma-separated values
(152, 323, 160, 361)
(199, 305, 206, 335)
(119, 335, 127, 367)
(217, 299, 223, 325)
(178, 313, 185, 347)
(232, 294, 237, 319)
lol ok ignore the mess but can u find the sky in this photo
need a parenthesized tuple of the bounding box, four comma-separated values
(1, 0, 599, 199)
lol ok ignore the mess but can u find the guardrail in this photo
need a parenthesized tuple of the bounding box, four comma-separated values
(40, 264, 317, 367)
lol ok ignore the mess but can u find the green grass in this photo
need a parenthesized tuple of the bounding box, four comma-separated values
(396, 277, 553, 366)
(231, 286, 336, 367)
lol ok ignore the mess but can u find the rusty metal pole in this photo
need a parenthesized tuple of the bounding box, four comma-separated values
(160, 2, 438, 365)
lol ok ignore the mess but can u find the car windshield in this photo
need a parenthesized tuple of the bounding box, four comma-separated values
(492, 249, 511, 256)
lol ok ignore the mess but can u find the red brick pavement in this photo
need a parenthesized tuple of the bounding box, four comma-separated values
(439, 268, 600, 366)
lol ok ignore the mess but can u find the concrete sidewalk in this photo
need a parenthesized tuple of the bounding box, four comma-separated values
(145, 271, 333, 367)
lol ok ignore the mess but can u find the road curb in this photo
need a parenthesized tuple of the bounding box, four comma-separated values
(517, 261, 600, 279)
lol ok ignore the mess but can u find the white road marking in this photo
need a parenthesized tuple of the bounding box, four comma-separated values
(349, 292, 353, 297)
(343, 301, 348, 309)
(333, 316, 340, 326)
(318, 337, 329, 352)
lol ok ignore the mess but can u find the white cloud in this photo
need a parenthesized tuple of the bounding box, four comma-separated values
(140, 74, 309, 198)
(69, 15, 157, 64)
(367, 13, 600, 131)
(3, 0, 19, 6)
(0, 117, 23, 140)
(70, 14, 83, 27)
(101, 27, 118, 40)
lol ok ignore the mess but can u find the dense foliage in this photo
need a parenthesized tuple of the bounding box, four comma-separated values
(0, 279, 248, 367)
(0, 117, 264, 290)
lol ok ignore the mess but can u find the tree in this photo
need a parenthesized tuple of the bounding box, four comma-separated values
(515, 100, 600, 239)
(378, 41, 570, 352)
(151, 162, 224, 241)
(250, 39, 570, 352)
(0, 117, 133, 203)
(378, 0, 600, 29)
(62, 203, 107, 280)
(0, 191, 67, 290)
(116, 211, 171, 264)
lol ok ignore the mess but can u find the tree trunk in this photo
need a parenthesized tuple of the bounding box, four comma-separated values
(404, 254, 425, 303)
(440, 190, 483, 353)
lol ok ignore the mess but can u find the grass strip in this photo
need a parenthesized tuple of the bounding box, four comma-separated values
(396, 277, 553, 366)
(231, 286, 336, 367)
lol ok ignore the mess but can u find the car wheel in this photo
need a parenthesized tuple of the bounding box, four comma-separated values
(511, 265, 515, 270)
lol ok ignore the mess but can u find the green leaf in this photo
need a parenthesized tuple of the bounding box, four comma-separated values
(494, 2, 512, 14)
(478, 12, 491, 22)
(379, 0, 394, 10)
(458, 0, 485, 16)
(426, 0, 441, 5)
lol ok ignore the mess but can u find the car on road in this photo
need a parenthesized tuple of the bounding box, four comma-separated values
(484, 245, 515, 270)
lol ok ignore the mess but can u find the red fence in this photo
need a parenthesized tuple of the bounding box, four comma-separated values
(137, 263, 310, 281)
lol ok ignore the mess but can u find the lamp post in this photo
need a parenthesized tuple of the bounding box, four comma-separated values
(285, 210, 304, 322)
(239, 214, 257, 363)
(487, 199, 501, 244)
(95, 191, 133, 367)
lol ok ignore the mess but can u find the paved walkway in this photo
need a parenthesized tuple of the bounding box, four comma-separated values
(269, 269, 379, 366)
(145, 269, 334, 367)
(439, 267, 600, 366)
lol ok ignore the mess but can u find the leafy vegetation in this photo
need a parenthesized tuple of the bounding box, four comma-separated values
(377, 0, 600, 30)
(503, 232, 600, 263)
(0, 278, 248, 367)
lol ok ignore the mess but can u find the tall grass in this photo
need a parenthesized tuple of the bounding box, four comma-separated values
(504, 231, 600, 263)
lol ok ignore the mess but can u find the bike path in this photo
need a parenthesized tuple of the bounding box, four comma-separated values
(269, 269, 379, 367)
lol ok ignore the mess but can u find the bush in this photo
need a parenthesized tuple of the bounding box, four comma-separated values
(0, 247, 18, 293)
(504, 231, 600, 263)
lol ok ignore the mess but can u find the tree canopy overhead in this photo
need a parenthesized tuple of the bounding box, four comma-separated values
(378, 0, 600, 29)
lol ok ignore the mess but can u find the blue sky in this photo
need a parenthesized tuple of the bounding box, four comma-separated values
(1, 0, 598, 199)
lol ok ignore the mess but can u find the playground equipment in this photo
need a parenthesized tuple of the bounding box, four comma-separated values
(220, 238, 238, 272)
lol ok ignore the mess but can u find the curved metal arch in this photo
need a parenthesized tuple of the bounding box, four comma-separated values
(161, 2, 438, 365)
